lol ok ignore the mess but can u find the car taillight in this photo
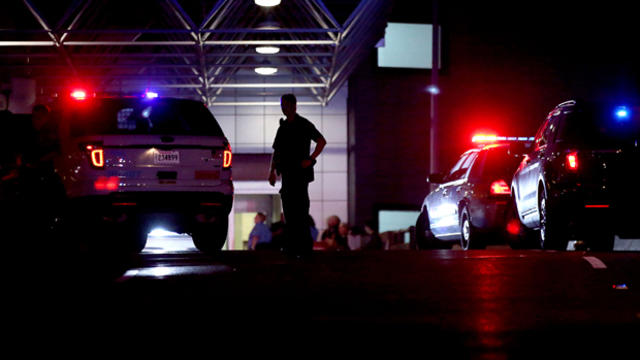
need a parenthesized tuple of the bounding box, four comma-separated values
(84, 144, 104, 168)
(490, 180, 511, 195)
(566, 151, 578, 171)
(223, 144, 232, 168)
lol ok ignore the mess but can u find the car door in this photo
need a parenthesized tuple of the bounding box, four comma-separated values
(428, 153, 469, 238)
(516, 110, 559, 226)
(429, 151, 478, 238)
(447, 151, 479, 235)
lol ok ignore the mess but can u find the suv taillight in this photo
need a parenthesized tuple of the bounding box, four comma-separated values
(223, 144, 232, 168)
(490, 180, 511, 195)
(83, 144, 104, 168)
(566, 151, 579, 171)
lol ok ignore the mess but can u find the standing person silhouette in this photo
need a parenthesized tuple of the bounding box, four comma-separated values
(269, 94, 326, 257)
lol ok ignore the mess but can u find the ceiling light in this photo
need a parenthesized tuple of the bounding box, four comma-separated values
(255, 0, 281, 7)
(255, 66, 278, 75)
(256, 46, 280, 54)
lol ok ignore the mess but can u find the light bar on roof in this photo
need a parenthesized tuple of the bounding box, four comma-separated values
(144, 91, 159, 99)
(472, 134, 534, 143)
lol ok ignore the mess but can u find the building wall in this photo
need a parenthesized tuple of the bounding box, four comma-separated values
(210, 85, 349, 236)
(348, 56, 431, 227)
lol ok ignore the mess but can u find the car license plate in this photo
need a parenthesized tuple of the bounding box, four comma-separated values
(154, 150, 180, 164)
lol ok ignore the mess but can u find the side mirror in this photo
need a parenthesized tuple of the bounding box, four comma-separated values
(427, 173, 445, 184)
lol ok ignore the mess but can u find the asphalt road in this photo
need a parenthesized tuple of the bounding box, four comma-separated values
(7, 235, 640, 357)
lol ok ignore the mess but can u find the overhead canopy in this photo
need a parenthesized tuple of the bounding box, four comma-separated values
(0, 0, 391, 106)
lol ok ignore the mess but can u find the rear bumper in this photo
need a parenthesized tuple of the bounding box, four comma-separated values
(468, 197, 510, 239)
(71, 191, 232, 214)
(549, 185, 640, 238)
(68, 191, 233, 232)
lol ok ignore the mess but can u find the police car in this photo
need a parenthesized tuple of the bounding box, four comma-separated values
(510, 100, 640, 251)
(52, 90, 233, 253)
(415, 135, 530, 250)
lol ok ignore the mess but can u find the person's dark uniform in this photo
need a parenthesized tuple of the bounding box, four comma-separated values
(271, 113, 323, 256)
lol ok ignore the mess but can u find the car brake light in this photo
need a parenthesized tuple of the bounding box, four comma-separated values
(223, 144, 232, 168)
(566, 151, 578, 171)
(94, 176, 119, 191)
(490, 180, 511, 195)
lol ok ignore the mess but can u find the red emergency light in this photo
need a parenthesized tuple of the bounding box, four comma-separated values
(70, 89, 88, 100)
(472, 134, 534, 143)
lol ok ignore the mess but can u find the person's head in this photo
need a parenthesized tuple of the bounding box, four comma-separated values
(280, 93, 297, 119)
(32, 104, 50, 130)
(255, 212, 266, 224)
(327, 215, 341, 229)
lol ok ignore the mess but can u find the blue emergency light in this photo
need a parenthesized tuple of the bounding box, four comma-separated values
(144, 91, 159, 99)
(614, 106, 630, 121)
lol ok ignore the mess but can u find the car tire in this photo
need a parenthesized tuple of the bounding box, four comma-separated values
(192, 218, 229, 254)
(538, 191, 568, 250)
(460, 206, 484, 250)
(415, 209, 439, 250)
(125, 227, 148, 254)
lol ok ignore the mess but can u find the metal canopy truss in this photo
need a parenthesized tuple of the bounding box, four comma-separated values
(0, 0, 390, 106)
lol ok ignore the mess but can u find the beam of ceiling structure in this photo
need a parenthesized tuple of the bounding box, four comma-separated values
(0, 0, 391, 106)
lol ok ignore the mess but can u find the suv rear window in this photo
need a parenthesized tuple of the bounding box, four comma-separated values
(557, 105, 640, 149)
(479, 146, 522, 180)
(66, 98, 224, 137)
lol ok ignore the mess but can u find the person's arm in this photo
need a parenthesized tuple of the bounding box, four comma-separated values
(250, 235, 259, 250)
(268, 152, 278, 186)
(302, 135, 326, 169)
(310, 135, 326, 161)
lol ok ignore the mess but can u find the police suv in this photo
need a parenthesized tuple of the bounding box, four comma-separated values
(52, 90, 233, 253)
(510, 100, 640, 251)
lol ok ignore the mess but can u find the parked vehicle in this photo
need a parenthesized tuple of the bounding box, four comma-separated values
(416, 136, 530, 250)
(510, 100, 640, 251)
(50, 90, 233, 253)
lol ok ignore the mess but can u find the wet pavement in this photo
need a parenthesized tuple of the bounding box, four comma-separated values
(7, 235, 640, 356)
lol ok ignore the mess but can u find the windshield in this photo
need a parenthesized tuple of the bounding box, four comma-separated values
(557, 105, 640, 149)
(66, 98, 224, 137)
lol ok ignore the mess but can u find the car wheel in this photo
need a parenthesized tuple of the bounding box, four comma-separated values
(460, 206, 484, 250)
(415, 209, 439, 250)
(538, 192, 567, 250)
(126, 227, 148, 254)
(192, 218, 229, 254)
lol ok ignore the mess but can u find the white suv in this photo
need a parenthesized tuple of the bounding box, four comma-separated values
(53, 94, 233, 253)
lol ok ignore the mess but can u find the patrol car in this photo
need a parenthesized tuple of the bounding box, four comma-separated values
(416, 135, 530, 250)
(510, 100, 640, 251)
(52, 90, 233, 253)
